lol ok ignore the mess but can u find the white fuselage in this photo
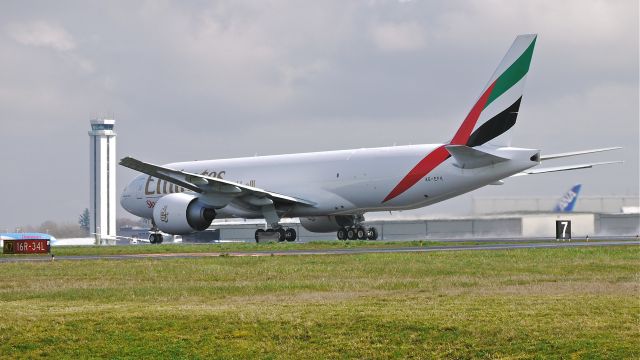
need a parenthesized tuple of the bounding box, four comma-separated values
(120, 144, 539, 221)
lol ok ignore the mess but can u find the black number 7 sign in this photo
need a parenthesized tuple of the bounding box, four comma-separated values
(556, 220, 571, 241)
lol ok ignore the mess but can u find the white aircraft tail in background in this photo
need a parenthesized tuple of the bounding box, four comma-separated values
(554, 184, 582, 213)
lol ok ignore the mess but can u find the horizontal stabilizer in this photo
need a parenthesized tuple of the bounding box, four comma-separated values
(540, 147, 621, 161)
(513, 161, 623, 176)
(445, 145, 509, 169)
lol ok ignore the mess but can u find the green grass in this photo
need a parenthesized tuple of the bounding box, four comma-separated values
(57, 240, 441, 256)
(1, 238, 620, 258)
(3, 240, 441, 257)
(0, 247, 638, 359)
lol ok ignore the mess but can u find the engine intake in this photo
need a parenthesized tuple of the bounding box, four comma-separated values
(300, 215, 355, 233)
(153, 193, 216, 235)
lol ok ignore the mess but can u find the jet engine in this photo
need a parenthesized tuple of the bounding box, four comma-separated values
(152, 193, 216, 235)
(299, 215, 355, 233)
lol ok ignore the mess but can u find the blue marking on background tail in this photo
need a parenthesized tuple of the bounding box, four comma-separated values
(553, 184, 582, 212)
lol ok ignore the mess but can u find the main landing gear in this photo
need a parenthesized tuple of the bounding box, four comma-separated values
(255, 227, 297, 243)
(254, 200, 298, 243)
(337, 226, 378, 241)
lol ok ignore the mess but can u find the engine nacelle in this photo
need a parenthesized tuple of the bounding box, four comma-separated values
(152, 193, 216, 235)
(299, 215, 355, 233)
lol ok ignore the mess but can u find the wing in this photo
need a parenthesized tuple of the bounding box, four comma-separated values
(513, 161, 623, 177)
(102, 234, 149, 243)
(119, 157, 316, 207)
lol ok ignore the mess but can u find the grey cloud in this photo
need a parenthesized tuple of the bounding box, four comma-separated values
(0, 0, 636, 228)
(7, 21, 76, 51)
(370, 22, 427, 52)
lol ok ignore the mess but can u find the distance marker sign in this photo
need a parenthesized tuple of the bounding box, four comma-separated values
(555, 220, 571, 241)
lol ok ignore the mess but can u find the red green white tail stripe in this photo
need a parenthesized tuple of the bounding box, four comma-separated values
(383, 34, 537, 203)
(463, 34, 536, 147)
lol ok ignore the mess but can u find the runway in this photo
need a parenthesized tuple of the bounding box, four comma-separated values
(0, 240, 637, 263)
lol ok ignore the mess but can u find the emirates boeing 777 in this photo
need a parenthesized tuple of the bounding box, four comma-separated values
(120, 34, 621, 243)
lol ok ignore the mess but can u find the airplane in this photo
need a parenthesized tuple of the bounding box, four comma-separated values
(119, 34, 622, 243)
(0, 233, 96, 247)
(51, 237, 96, 246)
(94, 231, 182, 244)
(554, 184, 582, 213)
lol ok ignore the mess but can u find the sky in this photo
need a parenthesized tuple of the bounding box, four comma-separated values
(0, 0, 638, 229)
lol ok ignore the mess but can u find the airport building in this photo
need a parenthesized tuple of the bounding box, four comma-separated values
(89, 118, 117, 244)
(116, 193, 639, 243)
(201, 212, 639, 242)
(472, 195, 639, 215)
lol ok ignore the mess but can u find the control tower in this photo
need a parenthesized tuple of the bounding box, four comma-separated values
(89, 118, 116, 244)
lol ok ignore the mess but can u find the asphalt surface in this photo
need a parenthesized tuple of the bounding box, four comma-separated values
(0, 240, 637, 263)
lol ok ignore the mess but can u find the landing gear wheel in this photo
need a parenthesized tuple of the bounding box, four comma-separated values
(337, 227, 347, 240)
(356, 226, 367, 240)
(149, 233, 163, 244)
(275, 228, 286, 242)
(284, 228, 297, 242)
(367, 227, 378, 241)
(255, 229, 265, 243)
(265, 229, 275, 242)
(347, 227, 357, 240)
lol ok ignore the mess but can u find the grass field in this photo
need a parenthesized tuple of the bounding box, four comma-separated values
(0, 246, 638, 359)
(0, 239, 618, 258)
(5, 240, 443, 257)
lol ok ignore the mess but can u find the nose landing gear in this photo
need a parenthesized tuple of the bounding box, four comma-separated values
(149, 233, 164, 244)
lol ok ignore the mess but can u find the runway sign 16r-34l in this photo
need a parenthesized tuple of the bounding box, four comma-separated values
(3, 239, 50, 254)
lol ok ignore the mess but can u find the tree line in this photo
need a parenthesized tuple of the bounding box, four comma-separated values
(8, 208, 147, 239)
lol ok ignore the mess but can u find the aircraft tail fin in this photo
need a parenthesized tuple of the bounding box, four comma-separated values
(554, 184, 582, 212)
(450, 34, 537, 148)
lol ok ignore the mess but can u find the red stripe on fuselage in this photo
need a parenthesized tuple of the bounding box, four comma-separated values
(382, 81, 496, 203)
(382, 145, 450, 203)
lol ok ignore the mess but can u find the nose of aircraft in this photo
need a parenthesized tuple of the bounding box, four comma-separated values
(120, 175, 151, 218)
(120, 179, 135, 211)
